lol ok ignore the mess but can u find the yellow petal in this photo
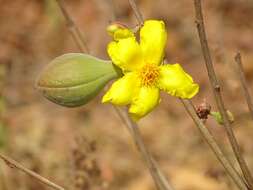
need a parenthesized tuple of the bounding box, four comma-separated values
(113, 28, 134, 41)
(102, 72, 140, 105)
(107, 23, 134, 41)
(129, 87, 160, 121)
(107, 37, 144, 71)
(158, 64, 199, 99)
(140, 20, 167, 65)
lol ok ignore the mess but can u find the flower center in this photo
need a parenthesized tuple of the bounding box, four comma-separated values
(139, 64, 160, 86)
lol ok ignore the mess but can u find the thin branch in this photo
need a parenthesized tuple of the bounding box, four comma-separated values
(114, 107, 174, 190)
(56, 0, 89, 53)
(234, 52, 253, 120)
(55, 1, 173, 190)
(107, 0, 117, 21)
(0, 153, 65, 190)
(181, 99, 247, 190)
(128, 0, 144, 25)
(193, 0, 253, 188)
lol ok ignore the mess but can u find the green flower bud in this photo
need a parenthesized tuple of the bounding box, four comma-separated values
(36, 53, 121, 107)
(210, 110, 234, 125)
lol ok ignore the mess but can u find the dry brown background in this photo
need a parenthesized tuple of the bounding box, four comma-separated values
(0, 0, 253, 190)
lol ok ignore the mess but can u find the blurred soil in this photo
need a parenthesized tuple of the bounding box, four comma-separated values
(0, 0, 253, 190)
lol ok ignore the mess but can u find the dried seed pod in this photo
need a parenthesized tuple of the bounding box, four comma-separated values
(196, 101, 211, 120)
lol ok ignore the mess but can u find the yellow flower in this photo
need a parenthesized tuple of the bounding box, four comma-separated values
(103, 20, 199, 120)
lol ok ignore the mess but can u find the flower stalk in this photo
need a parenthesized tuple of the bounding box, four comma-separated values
(114, 107, 174, 190)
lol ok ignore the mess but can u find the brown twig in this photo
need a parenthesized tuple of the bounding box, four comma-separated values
(55, 1, 173, 190)
(128, 0, 144, 25)
(114, 107, 173, 190)
(193, 0, 253, 188)
(0, 153, 65, 190)
(56, 0, 89, 53)
(181, 99, 247, 190)
(234, 52, 253, 120)
(107, 0, 117, 21)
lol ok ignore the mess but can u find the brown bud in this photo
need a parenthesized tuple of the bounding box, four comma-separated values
(196, 100, 211, 120)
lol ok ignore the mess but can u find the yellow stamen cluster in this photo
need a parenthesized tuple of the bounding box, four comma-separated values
(139, 64, 160, 86)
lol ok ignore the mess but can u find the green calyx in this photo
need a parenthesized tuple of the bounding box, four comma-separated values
(36, 53, 121, 107)
(210, 110, 234, 125)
